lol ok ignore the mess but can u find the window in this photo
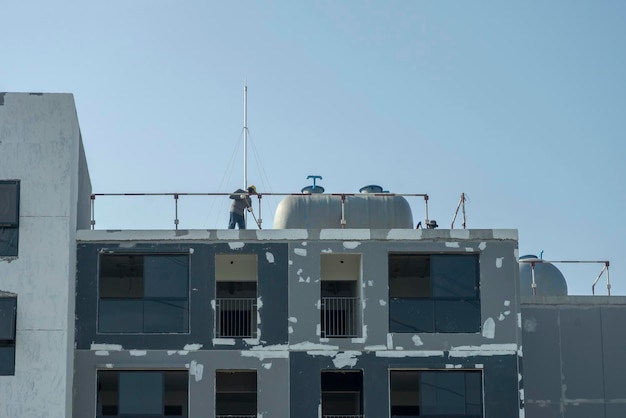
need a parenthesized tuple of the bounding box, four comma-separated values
(98, 254, 190, 333)
(321, 370, 363, 417)
(389, 254, 480, 333)
(390, 370, 483, 417)
(321, 254, 361, 338)
(0, 180, 20, 257)
(215, 370, 257, 417)
(215, 254, 257, 338)
(0, 294, 17, 376)
(97, 370, 188, 417)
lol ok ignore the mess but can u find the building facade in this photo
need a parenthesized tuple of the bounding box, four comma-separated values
(1, 92, 624, 418)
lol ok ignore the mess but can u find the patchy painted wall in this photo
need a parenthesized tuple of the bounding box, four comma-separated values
(75, 228, 522, 417)
(0, 93, 91, 417)
(522, 296, 626, 418)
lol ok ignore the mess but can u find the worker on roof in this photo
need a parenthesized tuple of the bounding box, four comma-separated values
(228, 185, 257, 229)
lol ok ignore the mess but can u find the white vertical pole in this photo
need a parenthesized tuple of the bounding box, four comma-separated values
(244, 83, 248, 190)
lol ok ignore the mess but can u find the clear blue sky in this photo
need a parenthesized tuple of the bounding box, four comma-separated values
(2, 1, 625, 295)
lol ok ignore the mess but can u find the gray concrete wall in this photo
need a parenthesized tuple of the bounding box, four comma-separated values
(522, 296, 626, 418)
(0, 93, 91, 417)
(75, 228, 523, 417)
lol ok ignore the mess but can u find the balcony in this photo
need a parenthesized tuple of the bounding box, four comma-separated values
(321, 297, 359, 338)
(215, 298, 257, 338)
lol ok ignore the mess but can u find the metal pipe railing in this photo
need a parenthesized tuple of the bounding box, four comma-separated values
(89, 192, 431, 230)
(518, 259, 611, 296)
(215, 297, 257, 338)
(321, 297, 359, 338)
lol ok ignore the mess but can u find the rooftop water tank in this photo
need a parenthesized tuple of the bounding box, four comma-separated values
(519, 255, 568, 296)
(273, 185, 414, 229)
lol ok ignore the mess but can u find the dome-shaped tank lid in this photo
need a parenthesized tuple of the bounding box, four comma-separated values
(359, 185, 384, 193)
(301, 185, 325, 194)
(519, 254, 568, 297)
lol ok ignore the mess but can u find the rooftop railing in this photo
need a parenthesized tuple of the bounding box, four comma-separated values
(89, 191, 443, 230)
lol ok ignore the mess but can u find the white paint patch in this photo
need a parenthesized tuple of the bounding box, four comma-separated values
(517, 313, 522, 329)
(504, 310, 511, 316)
(343, 241, 360, 249)
(288, 317, 298, 323)
(213, 338, 236, 346)
(396, 346, 404, 350)
(475, 364, 484, 369)
(448, 343, 518, 357)
(129, 350, 147, 357)
(190, 360, 204, 382)
(386, 229, 422, 240)
(332, 351, 361, 368)
(479, 242, 487, 250)
(244, 338, 260, 346)
(482, 318, 496, 339)
(262, 363, 272, 370)
(91, 343, 123, 351)
(291, 342, 340, 351)
(316, 300, 321, 310)
(301, 241, 307, 246)
(412, 335, 424, 346)
(321, 248, 333, 253)
(257, 297, 263, 310)
(95, 351, 109, 356)
(105, 364, 113, 368)
(504, 300, 511, 307)
(376, 350, 445, 358)
(294, 248, 307, 256)
(288, 326, 294, 334)
(445, 364, 455, 369)
(492, 230, 518, 240)
(210, 299, 216, 310)
(177, 351, 189, 355)
(368, 280, 373, 287)
(240, 351, 288, 361)
(379, 299, 387, 306)
(498, 313, 505, 321)
(289, 260, 293, 265)
(445, 242, 460, 248)
(465, 247, 474, 252)
(362, 299, 366, 309)
(297, 268, 303, 275)
(387, 334, 394, 349)
(364, 345, 387, 351)
(167, 351, 177, 356)
(189, 248, 194, 254)
(316, 324, 321, 336)
(265, 252, 275, 263)
(183, 343, 203, 351)
(228, 242, 245, 250)
(351, 325, 367, 343)
(496, 257, 503, 268)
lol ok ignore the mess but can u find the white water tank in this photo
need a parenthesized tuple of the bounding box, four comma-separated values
(519, 255, 568, 296)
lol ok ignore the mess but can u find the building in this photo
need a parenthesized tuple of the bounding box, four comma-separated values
(0, 92, 625, 418)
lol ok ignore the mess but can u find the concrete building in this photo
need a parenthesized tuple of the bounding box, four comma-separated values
(0, 92, 624, 418)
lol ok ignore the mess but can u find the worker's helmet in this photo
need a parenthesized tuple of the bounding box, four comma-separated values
(247, 185, 257, 194)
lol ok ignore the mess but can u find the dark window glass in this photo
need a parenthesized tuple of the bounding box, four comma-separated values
(0, 296, 16, 376)
(321, 370, 363, 415)
(0, 181, 19, 226)
(216, 370, 257, 416)
(98, 254, 189, 333)
(97, 370, 188, 417)
(390, 370, 483, 417)
(0, 180, 19, 257)
(389, 254, 480, 333)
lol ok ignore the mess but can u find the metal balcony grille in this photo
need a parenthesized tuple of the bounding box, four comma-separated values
(216, 416, 257, 418)
(215, 298, 257, 338)
(323, 415, 364, 418)
(321, 297, 359, 338)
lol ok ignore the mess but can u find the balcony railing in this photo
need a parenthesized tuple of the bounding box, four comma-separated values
(215, 298, 257, 338)
(216, 415, 256, 418)
(321, 297, 359, 338)
(323, 415, 364, 418)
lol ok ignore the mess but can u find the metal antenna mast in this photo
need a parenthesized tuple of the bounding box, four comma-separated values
(243, 83, 248, 190)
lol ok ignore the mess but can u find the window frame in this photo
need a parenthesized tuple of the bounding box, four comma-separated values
(0, 294, 17, 376)
(0, 180, 20, 257)
(388, 253, 481, 333)
(389, 369, 484, 417)
(97, 252, 191, 335)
